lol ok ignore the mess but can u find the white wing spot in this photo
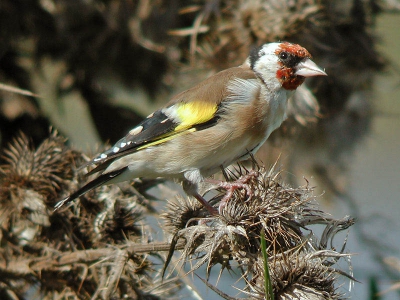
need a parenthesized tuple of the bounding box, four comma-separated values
(129, 125, 143, 135)
(161, 118, 169, 123)
(113, 147, 120, 153)
(162, 106, 180, 122)
(147, 112, 154, 118)
(120, 142, 126, 147)
(127, 141, 132, 145)
(100, 153, 107, 159)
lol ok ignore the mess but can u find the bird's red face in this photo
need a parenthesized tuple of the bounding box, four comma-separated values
(249, 42, 326, 91)
(275, 43, 312, 90)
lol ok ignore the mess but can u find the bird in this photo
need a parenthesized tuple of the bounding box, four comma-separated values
(54, 42, 327, 215)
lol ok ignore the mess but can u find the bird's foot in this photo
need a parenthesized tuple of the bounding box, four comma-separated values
(217, 170, 258, 213)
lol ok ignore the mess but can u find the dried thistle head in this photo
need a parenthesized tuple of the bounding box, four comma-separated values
(162, 195, 204, 235)
(162, 162, 354, 297)
(0, 131, 81, 201)
(162, 163, 313, 274)
(246, 249, 352, 300)
(91, 184, 145, 244)
(0, 131, 82, 244)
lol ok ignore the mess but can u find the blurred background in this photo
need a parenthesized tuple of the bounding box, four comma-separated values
(0, 0, 400, 299)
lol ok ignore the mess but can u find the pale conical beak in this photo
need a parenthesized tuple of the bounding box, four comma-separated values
(294, 58, 327, 77)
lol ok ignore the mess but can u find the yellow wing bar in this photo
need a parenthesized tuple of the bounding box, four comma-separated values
(174, 101, 218, 132)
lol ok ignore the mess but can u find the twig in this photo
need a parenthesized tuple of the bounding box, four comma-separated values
(2, 240, 185, 276)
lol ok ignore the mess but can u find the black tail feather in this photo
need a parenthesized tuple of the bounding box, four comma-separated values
(54, 167, 128, 211)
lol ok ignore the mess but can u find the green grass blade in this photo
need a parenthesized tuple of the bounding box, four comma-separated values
(261, 230, 274, 300)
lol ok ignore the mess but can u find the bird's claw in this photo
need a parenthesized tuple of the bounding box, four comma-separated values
(218, 170, 258, 213)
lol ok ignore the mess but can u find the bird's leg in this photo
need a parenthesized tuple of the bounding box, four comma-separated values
(207, 170, 259, 213)
(192, 192, 218, 216)
(182, 180, 218, 215)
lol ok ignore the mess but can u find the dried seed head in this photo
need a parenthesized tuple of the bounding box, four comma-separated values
(162, 162, 354, 296)
(93, 185, 144, 243)
(162, 195, 204, 234)
(248, 250, 351, 299)
(0, 131, 82, 245)
(0, 131, 81, 202)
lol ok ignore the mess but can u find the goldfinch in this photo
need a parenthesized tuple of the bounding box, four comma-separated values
(55, 42, 327, 214)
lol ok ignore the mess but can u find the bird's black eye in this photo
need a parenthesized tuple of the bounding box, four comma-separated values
(279, 51, 288, 60)
(278, 51, 302, 68)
